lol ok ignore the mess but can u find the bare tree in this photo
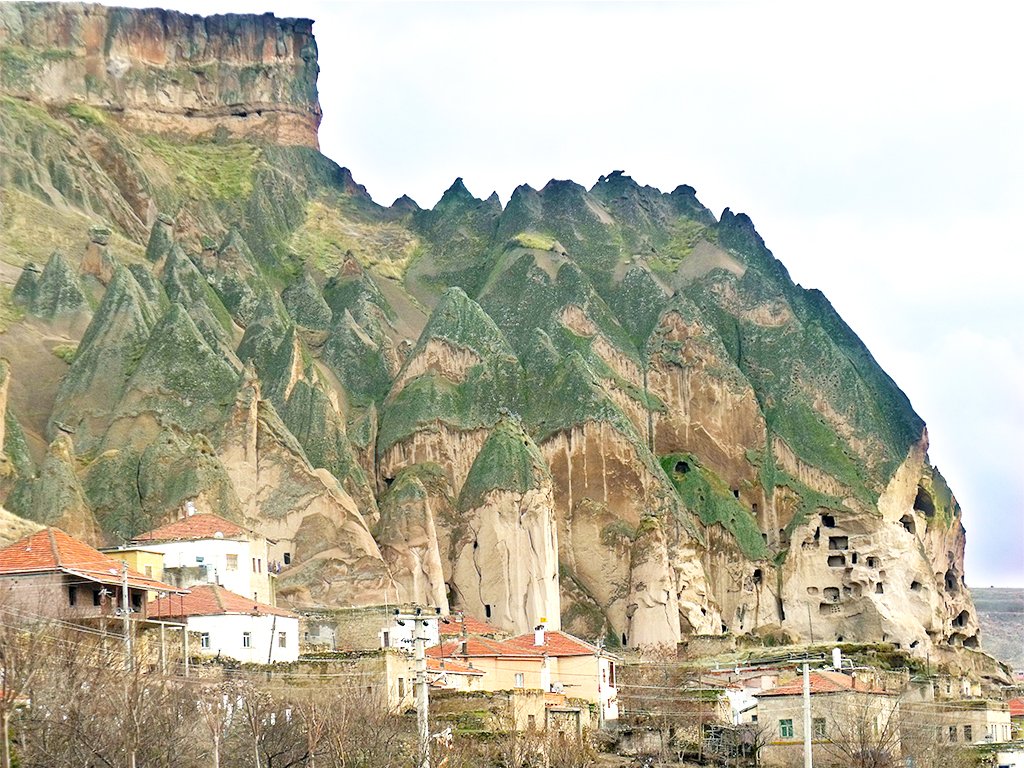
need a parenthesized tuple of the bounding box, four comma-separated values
(0, 595, 51, 768)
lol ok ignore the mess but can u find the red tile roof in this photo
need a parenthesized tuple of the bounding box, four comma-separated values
(147, 584, 295, 619)
(427, 658, 484, 676)
(0, 528, 184, 593)
(438, 614, 503, 637)
(758, 671, 893, 697)
(502, 630, 601, 658)
(427, 637, 544, 660)
(133, 514, 249, 543)
(1008, 698, 1024, 717)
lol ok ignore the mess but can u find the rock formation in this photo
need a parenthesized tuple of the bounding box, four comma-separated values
(0, 3, 986, 662)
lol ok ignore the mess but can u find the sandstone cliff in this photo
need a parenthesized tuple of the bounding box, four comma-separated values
(0, 4, 986, 662)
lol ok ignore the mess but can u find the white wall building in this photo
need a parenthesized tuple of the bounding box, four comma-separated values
(382, 611, 440, 652)
(132, 512, 276, 604)
(148, 584, 299, 664)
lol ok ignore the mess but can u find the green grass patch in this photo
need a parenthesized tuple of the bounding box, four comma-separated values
(141, 136, 261, 201)
(64, 103, 107, 126)
(507, 231, 557, 251)
(0, 286, 25, 332)
(662, 452, 769, 561)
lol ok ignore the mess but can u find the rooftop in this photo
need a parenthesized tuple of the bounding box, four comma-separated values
(132, 514, 250, 544)
(503, 630, 607, 658)
(758, 671, 893, 697)
(438, 613, 503, 637)
(0, 528, 184, 593)
(147, 584, 295, 619)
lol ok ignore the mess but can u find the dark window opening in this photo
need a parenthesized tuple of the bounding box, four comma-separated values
(824, 587, 840, 602)
(752, 568, 762, 585)
(828, 536, 848, 550)
(383, 477, 395, 489)
(752, 503, 759, 514)
(913, 486, 935, 517)
(473, 540, 479, 550)
(963, 635, 978, 649)
(762, 532, 768, 545)
(622, 633, 628, 645)
(67, 586, 77, 606)
(953, 610, 969, 628)
(92, 589, 102, 606)
(484, 604, 492, 619)
(875, 583, 884, 594)
(945, 570, 959, 593)
(382, 631, 390, 648)
(821, 514, 836, 528)
(836, 635, 844, 642)
(675, 461, 690, 474)
(867, 557, 879, 568)
(851, 553, 859, 564)
(131, 593, 142, 611)
(910, 580, 922, 592)
(283, 552, 291, 565)
(827, 555, 845, 567)
(732, 488, 740, 499)
(900, 515, 916, 535)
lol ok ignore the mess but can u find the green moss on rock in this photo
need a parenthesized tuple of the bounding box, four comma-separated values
(458, 416, 549, 511)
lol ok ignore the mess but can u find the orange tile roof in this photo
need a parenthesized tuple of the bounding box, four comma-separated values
(438, 613, 503, 637)
(758, 671, 893, 697)
(502, 630, 601, 658)
(0, 528, 184, 593)
(427, 657, 484, 676)
(147, 584, 295, 619)
(427, 637, 544, 660)
(1008, 698, 1024, 717)
(133, 514, 249, 543)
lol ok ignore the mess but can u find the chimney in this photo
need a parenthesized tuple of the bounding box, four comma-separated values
(832, 647, 843, 671)
(534, 618, 546, 647)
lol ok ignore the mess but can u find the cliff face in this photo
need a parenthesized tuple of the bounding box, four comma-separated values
(0, 2, 320, 147)
(0, 3, 988, 664)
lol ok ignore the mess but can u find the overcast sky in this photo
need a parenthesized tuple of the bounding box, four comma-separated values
(98, 1, 1022, 588)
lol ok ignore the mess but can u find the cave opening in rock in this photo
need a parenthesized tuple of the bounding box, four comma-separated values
(875, 582, 884, 594)
(828, 536, 849, 551)
(485, 604, 492, 619)
(752, 568, 762, 585)
(910, 580, 922, 592)
(384, 476, 395, 489)
(963, 635, 979, 649)
(732, 488, 740, 499)
(851, 553, 858, 564)
(752, 503, 759, 514)
(821, 514, 836, 528)
(675, 461, 690, 474)
(899, 515, 916, 535)
(824, 587, 840, 602)
(945, 570, 959, 593)
(914, 486, 935, 517)
(953, 610, 969, 628)
(622, 633, 628, 645)
(473, 539, 479, 549)
(762, 532, 768, 545)
(867, 557, 879, 568)
(827, 555, 845, 567)
(909, 640, 919, 649)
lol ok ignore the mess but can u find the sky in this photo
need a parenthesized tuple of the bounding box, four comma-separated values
(93, 1, 1022, 587)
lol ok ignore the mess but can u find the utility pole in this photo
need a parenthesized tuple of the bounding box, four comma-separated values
(121, 561, 132, 671)
(802, 662, 813, 768)
(596, 637, 605, 731)
(414, 611, 429, 768)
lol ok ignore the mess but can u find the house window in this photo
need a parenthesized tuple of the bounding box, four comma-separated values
(813, 718, 826, 738)
(485, 604, 492, 619)
(278, 632, 287, 648)
(398, 678, 405, 697)
(242, 632, 252, 648)
(144, 565, 153, 577)
(780, 719, 794, 739)
(514, 673, 525, 688)
(608, 662, 616, 687)
(382, 631, 390, 648)
(963, 725, 972, 742)
(131, 593, 142, 611)
(200, 633, 210, 649)
(226, 555, 238, 571)
(527, 714, 536, 730)
(252, 558, 257, 572)
(283, 552, 291, 565)
(67, 586, 77, 606)
(92, 589, 102, 606)
(949, 725, 957, 742)
(257, 559, 262, 573)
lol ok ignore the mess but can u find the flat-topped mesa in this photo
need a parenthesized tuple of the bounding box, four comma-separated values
(0, 2, 321, 147)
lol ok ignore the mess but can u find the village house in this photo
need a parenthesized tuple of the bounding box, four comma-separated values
(1008, 697, 1024, 740)
(0, 528, 184, 623)
(427, 623, 619, 724)
(755, 671, 899, 768)
(147, 584, 299, 664)
(903, 698, 1013, 745)
(131, 512, 276, 604)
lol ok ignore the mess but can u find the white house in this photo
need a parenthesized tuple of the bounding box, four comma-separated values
(132, 512, 276, 604)
(148, 584, 299, 664)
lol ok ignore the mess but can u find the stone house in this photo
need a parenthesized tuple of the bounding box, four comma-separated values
(131, 512, 276, 604)
(1008, 697, 1024, 740)
(0, 527, 184, 623)
(755, 671, 899, 768)
(147, 584, 299, 663)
